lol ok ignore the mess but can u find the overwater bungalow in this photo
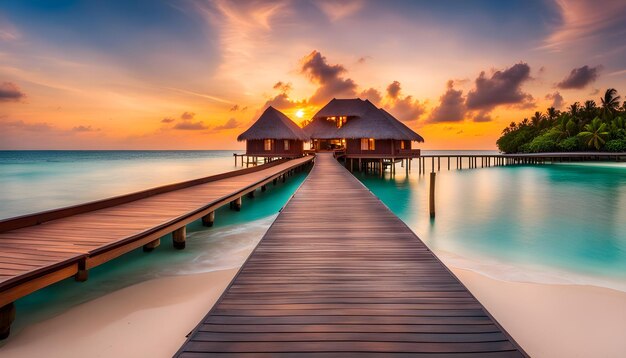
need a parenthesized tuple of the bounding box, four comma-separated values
(237, 106, 309, 161)
(303, 98, 424, 171)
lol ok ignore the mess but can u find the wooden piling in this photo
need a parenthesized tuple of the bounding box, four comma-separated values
(429, 172, 436, 218)
(201, 211, 215, 227)
(75, 260, 88, 282)
(247, 190, 255, 198)
(172, 226, 186, 249)
(0, 303, 15, 340)
(143, 238, 160, 252)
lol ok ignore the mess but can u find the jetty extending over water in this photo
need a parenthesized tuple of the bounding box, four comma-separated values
(176, 153, 527, 357)
(0, 156, 313, 339)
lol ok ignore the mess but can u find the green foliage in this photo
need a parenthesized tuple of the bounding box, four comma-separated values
(578, 117, 609, 150)
(604, 139, 626, 152)
(557, 136, 581, 152)
(496, 88, 626, 153)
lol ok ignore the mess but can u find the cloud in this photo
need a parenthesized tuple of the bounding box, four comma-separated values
(381, 81, 426, 122)
(473, 111, 492, 122)
(386, 81, 401, 99)
(359, 87, 382, 104)
(214, 118, 240, 130)
(300, 50, 357, 104)
(316, 0, 363, 21)
(0, 82, 26, 102)
(466, 63, 534, 110)
(273, 81, 292, 93)
(545, 91, 565, 109)
(180, 111, 195, 120)
(229, 104, 239, 112)
(72, 125, 99, 132)
(161, 117, 175, 123)
(542, 0, 626, 51)
(356, 56, 371, 64)
(0, 119, 53, 132)
(173, 121, 208, 130)
(428, 80, 466, 123)
(556, 65, 601, 89)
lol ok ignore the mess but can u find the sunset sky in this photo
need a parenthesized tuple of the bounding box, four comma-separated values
(1, 0, 625, 150)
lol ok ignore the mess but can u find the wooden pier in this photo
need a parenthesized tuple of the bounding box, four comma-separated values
(380, 152, 626, 175)
(176, 153, 527, 357)
(0, 156, 313, 339)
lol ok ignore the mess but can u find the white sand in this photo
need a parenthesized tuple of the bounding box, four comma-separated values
(1, 265, 625, 358)
(451, 268, 626, 358)
(0, 269, 238, 358)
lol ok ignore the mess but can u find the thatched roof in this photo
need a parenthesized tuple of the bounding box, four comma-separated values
(312, 98, 373, 118)
(303, 98, 424, 141)
(237, 106, 309, 141)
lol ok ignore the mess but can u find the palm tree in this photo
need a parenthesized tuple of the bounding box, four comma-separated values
(578, 117, 609, 150)
(546, 107, 560, 123)
(600, 88, 621, 119)
(531, 112, 544, 127)
(521, 118, 530, 127)
(568, 102, 581, 117)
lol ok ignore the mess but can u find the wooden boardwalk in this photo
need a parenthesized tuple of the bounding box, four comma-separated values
(0, 156, 313, 338)
(177, 153, 527, 357)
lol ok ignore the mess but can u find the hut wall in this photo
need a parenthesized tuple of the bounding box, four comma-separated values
(345, 139, 395, 156)
(246, 139, 304, 157)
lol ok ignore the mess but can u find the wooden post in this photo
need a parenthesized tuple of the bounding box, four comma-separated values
(232, 197, 242, 211)
(418, 157, 422, 173)
(282, 173, 286, 183)
(247, 190, 255, 198)
(0, 302, 15, 340)
(448, 157, 450, 170)
(273, 178, 277, 185)
(75, 260, 88, 282)
(261, 185, 267, 192)
(202, 211, 215, 227)
(429, 172, 436, 218)
(143, 238, 160, 252)
(172, 226, 186, 249)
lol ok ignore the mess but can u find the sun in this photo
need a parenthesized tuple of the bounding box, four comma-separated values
(295, 109, 305, 118)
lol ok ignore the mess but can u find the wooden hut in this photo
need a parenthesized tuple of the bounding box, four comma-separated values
(303, 98, 424, 158)
(237, 106, 309, 159)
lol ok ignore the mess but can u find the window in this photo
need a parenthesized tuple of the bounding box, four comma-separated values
(361, 138, 375, 151)
(284, 140, 290, 151)
(361, 138, 369, 150)
(400, 140, 405, 150)
(264, 139, 273, 151)
(336, 116, 347, 128)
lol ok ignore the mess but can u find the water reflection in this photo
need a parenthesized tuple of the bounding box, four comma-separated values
(357, 161, 626, 284)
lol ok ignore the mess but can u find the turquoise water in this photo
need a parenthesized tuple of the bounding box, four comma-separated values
(355, 156, 626, 287)
(1, 150, 625, 337)
(0, 150, 244, 219)
(0, 150, 309, 335)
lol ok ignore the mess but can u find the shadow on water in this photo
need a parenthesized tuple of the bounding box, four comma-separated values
(8, 167, 310, 335)
(352, 161, 626, 285)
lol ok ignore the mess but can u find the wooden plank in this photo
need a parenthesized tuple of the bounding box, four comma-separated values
(176, 153, 526, 356)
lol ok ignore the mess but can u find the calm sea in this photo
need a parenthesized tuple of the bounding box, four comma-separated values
(1, 150, 625, 334)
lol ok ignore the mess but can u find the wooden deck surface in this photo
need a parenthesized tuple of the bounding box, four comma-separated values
(0, 156, 313, 310)
(176, 153, 527, 357)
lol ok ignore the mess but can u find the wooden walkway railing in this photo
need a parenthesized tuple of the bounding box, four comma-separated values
(0, 155, 314, 339)
(176, 153, 527, 357)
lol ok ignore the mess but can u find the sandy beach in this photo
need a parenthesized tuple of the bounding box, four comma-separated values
(1, 264, 624, 358)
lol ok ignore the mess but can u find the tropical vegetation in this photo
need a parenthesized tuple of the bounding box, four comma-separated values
(497, 88, 626, 153)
